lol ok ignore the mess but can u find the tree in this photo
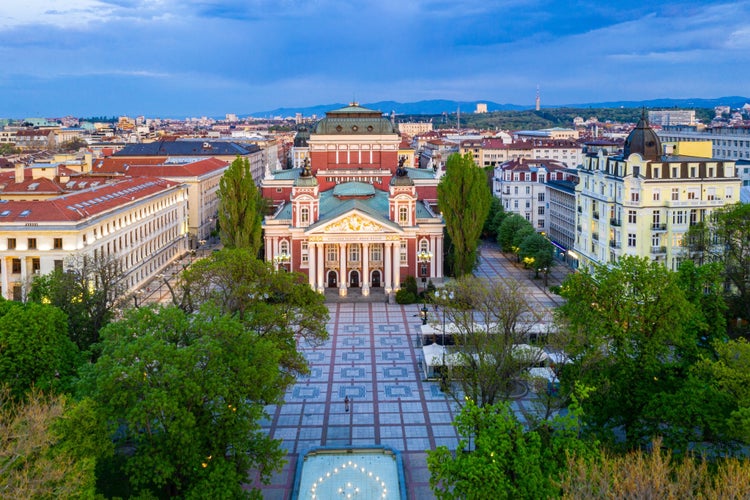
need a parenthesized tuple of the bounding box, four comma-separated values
(178, 248, 329, 379)
(433, 276, 544, 407)
(29, 253, 127, 353)
(482, 196, 506, 240)
(0, 389, 103, 498)
(0, 143, 19, 155)
(0, 301, 79, 398)
(519, 231, 554, 280)
(557, 256, 700, 449)
(497, 213, 531, 253)
(57, 137, 88, 152)
(217, 156, 265, 255)
(438, 153, 492, 277)
(427, 400, 555, 500)
(685, 203, 750, 331)
(87, 305, 288, 498)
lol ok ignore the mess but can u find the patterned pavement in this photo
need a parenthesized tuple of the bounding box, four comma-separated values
(253, 243, 572, 499)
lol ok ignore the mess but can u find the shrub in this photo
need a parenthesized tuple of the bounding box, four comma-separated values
(395, 289, 417, 304)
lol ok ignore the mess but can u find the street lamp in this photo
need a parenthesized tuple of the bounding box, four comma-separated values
(199, 239, 207, 257)
(420, 303, 429, 325)
(273, 252, 290, 271)
(434, 288, 454, 390)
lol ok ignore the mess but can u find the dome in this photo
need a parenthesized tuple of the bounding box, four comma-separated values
(623, 110, 662, 161)
(314, 103, 398, 135)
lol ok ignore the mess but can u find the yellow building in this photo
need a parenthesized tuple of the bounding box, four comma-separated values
(575, 113, 740, 271)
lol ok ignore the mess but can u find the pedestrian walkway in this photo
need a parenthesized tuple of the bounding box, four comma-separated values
(253, 242, 572, 499)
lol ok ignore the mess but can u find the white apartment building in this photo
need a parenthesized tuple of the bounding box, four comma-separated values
(576, 115, 740, 272)
(494, 159, 571, 232)
(0, 177, 188, 300)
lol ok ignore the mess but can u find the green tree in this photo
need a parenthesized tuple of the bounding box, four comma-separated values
(0, 143, 19, 155)
(519, 231, 554, 280)
(497, 213, 532, 253)
(427, 400, 554, 499)
(217, 156, 265, 255)
(87, 305, 288, 498)
(482, 196, 506, 240)
(0, 389, 103, 498)
(179, 248, 328, 379)
(438, 153, 492, 277)
(685, 203, 750, 330)
(557, 256, 698, 449)
(0, 301, 79, 398)
(57, 137, 88, 152)
(29, 254, 126, 353)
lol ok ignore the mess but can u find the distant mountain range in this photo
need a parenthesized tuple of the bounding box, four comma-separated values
(248, 96, 750, 118)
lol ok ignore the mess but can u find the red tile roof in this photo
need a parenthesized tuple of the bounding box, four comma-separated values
(0, 177, 181, 223)
(93, 157, 229, 177)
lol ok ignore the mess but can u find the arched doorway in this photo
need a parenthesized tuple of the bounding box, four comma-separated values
(371, 270, 381, 288)
(327, 271, 338, 288)
(350, 270, 360, 288)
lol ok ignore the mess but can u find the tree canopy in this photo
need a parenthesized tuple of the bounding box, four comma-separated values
(87, 305, 288, 498)
(217, 156, 265, 255)
(438, 153, 492, 277)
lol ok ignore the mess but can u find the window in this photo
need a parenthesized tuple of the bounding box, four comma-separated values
(525, 201, 531, 209)
(538, 192, 545, 202)
(11, 258, 21, 274)
(53, 238, 63, 249)
(537, 206, 545, 215)
(398, 206, 408, 224)
(371, 245, 382, 262)
(54, 260, 63, 271)
(671, 188, 679, 201)
(652, 189, 660, 201)
(652, 210, 661, 225)
(630, 191, 640, 202)
(671, 167, 679, 178)
(687, 189, 698, 200)
(301, 242, 309, 263)
(28, 238, 37, 250)
(327, 244, 337, 262)
(514, 186, 519, 195)
(653, 167, 660, 178)
(628, 233, 636, 247)
(652, 235, 660, 247)
(514, 200, 519, 209)
(279, 240, 289, 256)
(420, 239, 429, 253)
(32, 258, 40, 273)
(525, 186, 531, 195)
(400, 241, 407, 264)
(672, 210, 686, 225)
(690, 166, 697, 177)
(7, 238, 15, 250)
(628, 210, 637, 224)
(537, 219, 545, 228)
(349, 244, 360, 262)
(300, 206, 310, 225)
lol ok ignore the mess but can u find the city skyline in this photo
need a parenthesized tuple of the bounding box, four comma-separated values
(1, 0, 749, 118)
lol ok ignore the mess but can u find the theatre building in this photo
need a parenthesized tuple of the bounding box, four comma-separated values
(262, 104, 444, 297)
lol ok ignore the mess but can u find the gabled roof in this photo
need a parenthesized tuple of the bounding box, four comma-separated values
(93, 157, 229, 177)
(112, 140, 257, 157)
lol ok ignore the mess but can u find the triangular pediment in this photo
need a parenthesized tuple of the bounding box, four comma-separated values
(305, 207, 403, 236)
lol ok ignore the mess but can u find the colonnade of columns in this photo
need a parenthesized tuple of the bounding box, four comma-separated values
(266, 234, 443, 298)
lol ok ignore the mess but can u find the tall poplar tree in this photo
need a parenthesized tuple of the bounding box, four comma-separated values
(217, 156, 265, 255)
(438, 153, 492, 276)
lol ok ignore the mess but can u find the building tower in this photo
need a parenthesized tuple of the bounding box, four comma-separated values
(535, 86, 541, 111)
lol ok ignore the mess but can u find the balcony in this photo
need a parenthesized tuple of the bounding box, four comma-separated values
(651, 223, 667, 231)
(593, 211, 600, 220)
(610, 218, 621, 227)
(650, 246, 667, 255)
(609, 240, 621, 249)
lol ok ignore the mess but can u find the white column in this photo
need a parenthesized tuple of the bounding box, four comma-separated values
(265, 236, 271, 262)
(384, 242, 393, 293)
(429, 236, 436, 279)
(437, 236, 443, 278)
(1, 258, 8, 300)
(392, 241, 401, 291)
(308, 242, 316, 289)
(339, 242, 347, 297)
(362, 242, 370, 296)
(317, 243, 325, 293)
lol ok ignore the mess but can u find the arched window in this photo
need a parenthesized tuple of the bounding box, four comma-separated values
(419, 239, 429, 253)
(300, 206, 310, 225)
(398, 206, 408, 224)
(280, 240, 289, 255)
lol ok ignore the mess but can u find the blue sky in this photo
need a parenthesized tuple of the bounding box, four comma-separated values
(1, 0, 749, 118)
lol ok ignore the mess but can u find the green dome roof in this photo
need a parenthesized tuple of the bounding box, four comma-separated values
(314, 104, 398, 135)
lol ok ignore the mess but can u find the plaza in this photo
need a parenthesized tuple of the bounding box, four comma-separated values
(255, 242, 568, 499)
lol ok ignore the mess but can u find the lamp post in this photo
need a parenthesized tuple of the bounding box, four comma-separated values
(199, 239, 207, 258)
(434, 289, 454, 389)
(273, 252, 290, 271)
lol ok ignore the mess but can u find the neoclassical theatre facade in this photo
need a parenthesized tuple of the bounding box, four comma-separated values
(262, 104, 444, 297)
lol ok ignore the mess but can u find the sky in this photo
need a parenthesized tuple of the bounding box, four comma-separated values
(1, 0, 749, 118)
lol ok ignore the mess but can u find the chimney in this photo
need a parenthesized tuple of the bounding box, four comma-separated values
(83, 152, 93, 173)
(14, 163, 24, 183)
